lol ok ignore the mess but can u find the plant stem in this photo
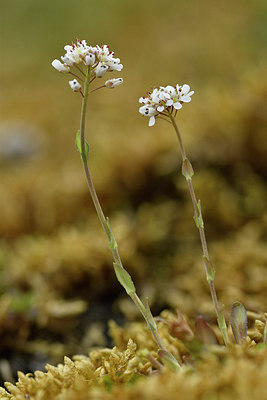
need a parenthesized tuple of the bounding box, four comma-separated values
(168, 111, 229, 345)
(79, 67, 177, 365)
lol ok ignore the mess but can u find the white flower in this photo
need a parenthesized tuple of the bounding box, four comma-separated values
(94, 63, 109, 77)
(177, 84, 194, 103)
(95, 45, 123, 71)
(139, 105, 157, 127)
(69, 79, 81, 92)
(139, 83, 194, 126)
(106, 59, 123, 72)
(63, 39, 91, 65)
(105, 78, 123, 88)
(51, 59, 70, 73)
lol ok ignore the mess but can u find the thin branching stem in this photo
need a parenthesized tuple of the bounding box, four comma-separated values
(69, 71, 83, 81)
(168, 110, 229, 345)
(75, 64, 86, 77)
(90, 84, 105, 93)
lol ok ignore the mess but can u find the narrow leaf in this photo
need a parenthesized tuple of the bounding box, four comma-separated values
(182, 157, 194, 180)
(218, 306, 229, 345)
(106, 218, 118, 252)
(76, 130, 89, 161)
(197, 200, 204, 228)
(203, 256, 215, 283)
(113, 262, 136, 295)
(195, 316, 219, 345)
(158, 350, 180, 371)
(230, 302, 247, 344)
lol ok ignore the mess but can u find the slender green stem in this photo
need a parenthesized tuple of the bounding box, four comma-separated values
(79, 68, 177, 364)
(168, 111, 229, 345)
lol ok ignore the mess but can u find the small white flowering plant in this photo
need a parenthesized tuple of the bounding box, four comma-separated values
(138, 83, 251, 347)
(52, 39, 180, 371)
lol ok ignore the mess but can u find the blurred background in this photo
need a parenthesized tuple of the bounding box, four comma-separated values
(0, 0, 266, 384)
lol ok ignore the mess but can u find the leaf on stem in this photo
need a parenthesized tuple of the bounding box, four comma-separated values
(113, 262, 136, 295)
(105, 218, 118, 252)
(76, 130, 89, 161)
(182, 158, 194, 180)
(230, 302, 247, 344)
(158, 350, 180, 371)
(193, 200, 204, 229)
(203, 256, 215, 283)
(195, 316, 219, 345)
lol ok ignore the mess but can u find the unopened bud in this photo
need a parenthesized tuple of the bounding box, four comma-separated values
(51, 59, 70, 73)
(105, 78, 123, 88)
(69, 79, 81, 92)
(61, 55, 75, 66)
(85, 53, 95, 66)
(94, 63, 109, 77)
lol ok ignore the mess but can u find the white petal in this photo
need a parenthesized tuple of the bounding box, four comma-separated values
(173, 102, 182, 109)
(149, 116, 155, 126)
(180, 84, 190, 95)
(139, 97, 148, 104)
(180, 96, 191, 103)
(166, 99, 173, 106)
(139, 105, 148, 115)
(157, 105, 165, 112)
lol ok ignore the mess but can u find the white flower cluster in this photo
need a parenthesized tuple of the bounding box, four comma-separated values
(139, 84, 194, 126)
(52, 39, 123, 92)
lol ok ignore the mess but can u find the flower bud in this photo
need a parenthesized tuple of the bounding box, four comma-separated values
(61, 55, 75, 66)
(105, 78, 123, 88)
(51, 59, 70, 73)
(94, 63, 109, 77)
(69, 79, 81, 92)
(85, 53, 95, 66)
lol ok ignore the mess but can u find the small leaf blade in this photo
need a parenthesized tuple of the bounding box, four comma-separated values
(230, 302, 247, 344)
(195, 316, 219, 345)
(76, 130, 89, 161)
(158, 350, 180, 371)
(113, 262, 136, 295)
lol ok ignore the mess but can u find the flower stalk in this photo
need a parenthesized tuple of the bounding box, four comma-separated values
(139, 84, 229, 345)
(168, 111, 229, 345)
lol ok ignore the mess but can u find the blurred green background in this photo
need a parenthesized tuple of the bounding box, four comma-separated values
(0, 0, 266, 383)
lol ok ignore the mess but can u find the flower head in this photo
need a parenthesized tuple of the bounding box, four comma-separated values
(51, 39, 123, 93)
(139, 84, 194, 126)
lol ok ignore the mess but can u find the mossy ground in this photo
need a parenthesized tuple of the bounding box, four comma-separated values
(0, 0, 266, 398)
